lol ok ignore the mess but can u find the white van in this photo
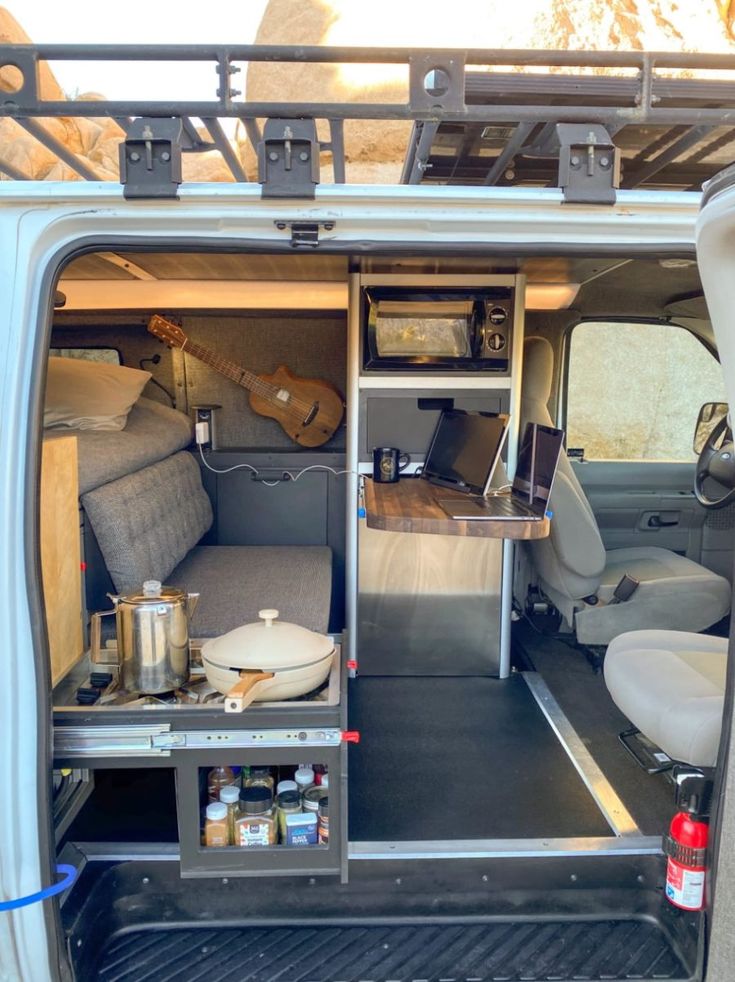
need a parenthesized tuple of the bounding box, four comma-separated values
(2, 43, 735, 982)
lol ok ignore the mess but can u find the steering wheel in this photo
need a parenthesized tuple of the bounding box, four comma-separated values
(695, 415, 735, 509)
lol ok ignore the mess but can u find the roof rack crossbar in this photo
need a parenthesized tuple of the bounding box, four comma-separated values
(327, 119, 346, 184)
(401, 121, 440, 185)
(0, 155, 32, 181)
(623, 124, 717, 188)
(201, 117, 248, 182)
(11, 42, 735, 70)
(482, 122, 535, 186)
(16, 117, 105, 181)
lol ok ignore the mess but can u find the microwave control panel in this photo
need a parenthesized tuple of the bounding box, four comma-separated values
(478, 298, 513, 369)
(361, 285, 514, 375)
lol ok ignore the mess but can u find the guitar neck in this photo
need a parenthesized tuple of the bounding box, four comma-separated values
(183, 340, 276, 400)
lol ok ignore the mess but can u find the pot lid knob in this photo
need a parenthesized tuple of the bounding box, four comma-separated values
(143, 579, 162, 597)
(258, 608, 279, 627)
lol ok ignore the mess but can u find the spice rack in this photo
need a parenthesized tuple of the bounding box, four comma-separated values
(175, 741, 346, 879)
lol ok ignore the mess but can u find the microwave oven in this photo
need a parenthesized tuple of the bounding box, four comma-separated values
(362, 287, 514, 372)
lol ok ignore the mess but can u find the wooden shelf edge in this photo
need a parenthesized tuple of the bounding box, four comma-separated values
(363, 477, 550, 540)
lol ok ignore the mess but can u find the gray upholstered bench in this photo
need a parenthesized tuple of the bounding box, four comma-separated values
(81, 451, 332, 636)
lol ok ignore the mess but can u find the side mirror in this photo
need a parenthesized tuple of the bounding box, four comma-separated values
(693, 402, 729, 455)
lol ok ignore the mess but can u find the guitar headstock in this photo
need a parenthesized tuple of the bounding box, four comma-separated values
(148, 314, 188, 349)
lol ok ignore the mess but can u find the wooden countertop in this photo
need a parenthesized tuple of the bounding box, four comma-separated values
(363, 477, 550, 540)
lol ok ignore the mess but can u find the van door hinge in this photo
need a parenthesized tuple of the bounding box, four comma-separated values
(119, 117, 184, 199)
(275, 220, 335, 248)
(258, 118, 320, 199)
(556, 123, 619, 205)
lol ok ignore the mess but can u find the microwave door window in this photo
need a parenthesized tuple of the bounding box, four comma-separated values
(374, 301, 473, 358)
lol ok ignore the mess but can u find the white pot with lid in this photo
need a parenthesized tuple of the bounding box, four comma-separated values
(201, 609, 335, 713)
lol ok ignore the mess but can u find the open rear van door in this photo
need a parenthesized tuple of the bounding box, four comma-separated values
(695, 167, 735, 979)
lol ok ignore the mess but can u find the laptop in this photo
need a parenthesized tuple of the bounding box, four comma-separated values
(422, 409, 509, 497)
(436, 422, 565, 521)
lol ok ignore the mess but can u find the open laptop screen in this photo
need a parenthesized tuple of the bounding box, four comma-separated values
(513, 422, 564, 507)
(423, 410, 508, 495)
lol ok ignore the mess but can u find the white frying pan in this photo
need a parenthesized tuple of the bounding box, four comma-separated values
(201, 609, 335, 713)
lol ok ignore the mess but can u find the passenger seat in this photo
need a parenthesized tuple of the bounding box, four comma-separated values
(604, 630, 728, 767)
(520, 336, 731, 644)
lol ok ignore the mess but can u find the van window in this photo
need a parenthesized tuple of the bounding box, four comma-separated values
(565, 321, 727, 461)
(50, 347, 121, 365)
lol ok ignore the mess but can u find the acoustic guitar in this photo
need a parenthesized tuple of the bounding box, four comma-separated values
(147, 314, 345, 448)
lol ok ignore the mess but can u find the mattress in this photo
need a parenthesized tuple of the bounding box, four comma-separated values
(43, 396, 193, 494)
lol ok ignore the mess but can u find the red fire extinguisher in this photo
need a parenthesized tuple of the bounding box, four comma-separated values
(663, 767, 711, 912)
(664, 811, 708, 910)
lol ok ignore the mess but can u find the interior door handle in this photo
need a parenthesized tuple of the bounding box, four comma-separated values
(647, 515, 678, 528)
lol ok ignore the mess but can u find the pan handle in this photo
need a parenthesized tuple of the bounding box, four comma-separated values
(224, 670, 275, 714)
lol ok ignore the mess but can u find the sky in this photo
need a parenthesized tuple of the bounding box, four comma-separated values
(6, 1, 270, 101)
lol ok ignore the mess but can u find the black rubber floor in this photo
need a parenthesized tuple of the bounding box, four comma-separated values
(348, 674, 612, 840)
(93, 920, 688, 982)
(514, 621, 674, 835)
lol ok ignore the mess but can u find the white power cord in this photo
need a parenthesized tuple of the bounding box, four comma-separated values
(196, 431, 356, 484)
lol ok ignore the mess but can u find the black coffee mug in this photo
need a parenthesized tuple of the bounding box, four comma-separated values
(373, 447, 411, 483)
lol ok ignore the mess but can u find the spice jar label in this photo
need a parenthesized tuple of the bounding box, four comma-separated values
(238, 822, 271, 847)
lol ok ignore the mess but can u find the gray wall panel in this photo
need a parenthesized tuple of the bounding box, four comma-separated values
(182, 313, 347, 450)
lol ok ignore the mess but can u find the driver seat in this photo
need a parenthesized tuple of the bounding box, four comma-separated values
(520, 337, 731, 644)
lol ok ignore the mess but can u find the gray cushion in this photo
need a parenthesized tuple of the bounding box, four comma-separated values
(605, 629, 728, 766)
(170, 545, 332, 637)
(82, 451, 213, 593)
(44, 396, 193, 494)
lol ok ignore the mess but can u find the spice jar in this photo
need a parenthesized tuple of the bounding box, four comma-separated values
(294, 767, 315, 796)
(207, 765, 236, 803)
(276, 789, 302, 842)
(318, 796, 329, 845)
(303, 786, 328, 815)
(219, 784, 241, 843)
(235, 787, 276, 847)
(313, 764, 327, 786)
(204, 801, 230, 847)
(245, 766, 274, 792)
(321, 773, 329, 790)
(285, 811, 318, 846)
(276, 779, 298, 796)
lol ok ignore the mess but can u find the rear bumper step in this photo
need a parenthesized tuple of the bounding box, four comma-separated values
(92, 919, 690, 982)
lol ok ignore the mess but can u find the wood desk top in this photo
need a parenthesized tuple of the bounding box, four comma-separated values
(363, 477, 550, 540)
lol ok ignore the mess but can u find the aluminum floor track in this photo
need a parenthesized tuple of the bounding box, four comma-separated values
(92, 919, 689, 982)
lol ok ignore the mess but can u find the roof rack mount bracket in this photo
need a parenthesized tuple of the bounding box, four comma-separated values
(274, 220, 335, 249)
(119, 117, 183, 200)
(557, 123, 620, 205)
(409, 52, 467, 114)
(258, 118, 320, 199)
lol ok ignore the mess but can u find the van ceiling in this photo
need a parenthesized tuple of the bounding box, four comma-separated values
(60, 252, 703, 320)
(63, 253, 350, 282)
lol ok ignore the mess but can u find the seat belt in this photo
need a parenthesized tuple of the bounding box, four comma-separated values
(608, 573, 640, 604)
(582, 573, 640, 606)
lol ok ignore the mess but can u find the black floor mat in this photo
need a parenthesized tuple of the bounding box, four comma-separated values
(92, 920, 688, 982)
(348, 674, 612, 840)
(514, 621, 674, 835)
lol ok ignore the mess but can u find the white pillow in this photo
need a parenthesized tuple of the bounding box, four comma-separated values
(44, 357, 152, 431)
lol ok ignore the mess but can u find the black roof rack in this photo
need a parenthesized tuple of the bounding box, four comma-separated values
(2, 44, 735, 200)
